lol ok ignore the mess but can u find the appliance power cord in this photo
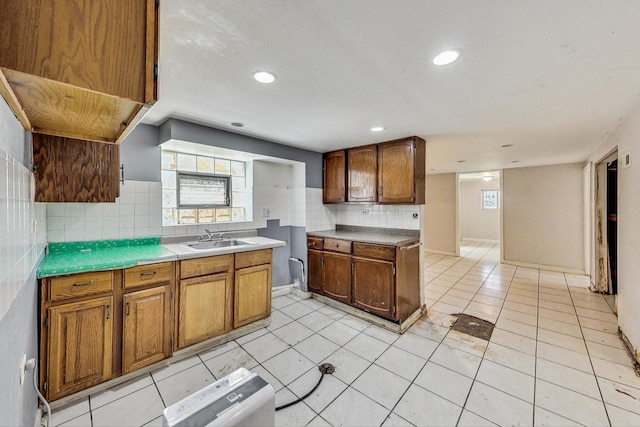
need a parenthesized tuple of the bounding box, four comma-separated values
(26, 359, 51, 427)
(275, 363, 335, 411)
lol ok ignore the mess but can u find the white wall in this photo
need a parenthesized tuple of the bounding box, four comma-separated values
(424, 173, 457, 254)
(460, 178, 500, 241)
(0, 99, 47, 427)
(590, 106, 640, 359)
(502, 163, 584, 272)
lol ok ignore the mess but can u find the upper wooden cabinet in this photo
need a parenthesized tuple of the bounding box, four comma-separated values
(33, 133, 120, 202)
(323, 150, 346, 203)
(347, 144, 377, 203)
(323, 136, 425, 205)
(0, 0, 158, 143)
(378, 137, 425, 204)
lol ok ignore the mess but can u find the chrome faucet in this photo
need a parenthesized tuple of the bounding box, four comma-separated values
(203, 229, 226, 240)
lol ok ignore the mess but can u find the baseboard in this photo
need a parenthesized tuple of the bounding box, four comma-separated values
(34, 407, 43, 427)
(501, 259, 586, 275)
(619, 328, 640, 374)
(460, 238, 499, 243)
(423, 248, 457, 256)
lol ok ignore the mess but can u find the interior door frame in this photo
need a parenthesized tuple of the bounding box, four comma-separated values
(592, 149, 617, 293)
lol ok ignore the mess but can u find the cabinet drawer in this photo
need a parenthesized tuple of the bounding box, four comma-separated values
(323, 238, 352, 254)
(307, 237, 323, 249)
(180, 254, 233, 279)
(235, 249, 272, 269)
(124, 262, 173, 289)
(353, 243, 396, 261)
(49, 271, 113, 302)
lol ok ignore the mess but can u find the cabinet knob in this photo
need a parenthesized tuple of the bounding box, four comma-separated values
(335, 243, 339, 247)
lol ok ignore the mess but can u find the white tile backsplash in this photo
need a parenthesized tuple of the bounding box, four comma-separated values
(0, 149, 47, 320)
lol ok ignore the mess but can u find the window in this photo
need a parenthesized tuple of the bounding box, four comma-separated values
(161, 150, 252, 226)
(482, 190, 499, 209)
(177, 173, 230, 208)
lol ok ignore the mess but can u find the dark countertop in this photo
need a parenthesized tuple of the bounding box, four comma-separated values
(307, 226, 420, 246)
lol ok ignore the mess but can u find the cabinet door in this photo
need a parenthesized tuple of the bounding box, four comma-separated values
(33, 134, 120, 202)
(323, 150, 346, 203)
(178, 272, 233, 349)
(234, 264, 272, 328)
(378, 137, 426, 204)
(47, 296, 113, 401)
(323, 252, 352, 304)
(123, 285, 172, 374)
(352, 257, 395, 320)
(378, 139, 416, 204)
(307, 249, 324, 294)
(0, 0, 156, 103)
(347, 145, 377, 202)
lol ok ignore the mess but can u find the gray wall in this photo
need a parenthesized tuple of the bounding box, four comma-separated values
(159, 118, 323, 188)
(502, 163, 584, 271)
(121, 124, 161, 182)
(0, 99, 38, 427)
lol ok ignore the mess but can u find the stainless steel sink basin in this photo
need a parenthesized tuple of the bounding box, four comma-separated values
(184, 239, 256, 250)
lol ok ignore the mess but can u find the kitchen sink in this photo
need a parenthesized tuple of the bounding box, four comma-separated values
(184, 239, 257, 250)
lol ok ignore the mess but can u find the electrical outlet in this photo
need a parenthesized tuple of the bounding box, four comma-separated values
(391, 207, 401, 216)
(19, 354, 26, 385)
(262, 208, 270, 218)
(412, 213, 419, 219)
(361, 209, 369, 215)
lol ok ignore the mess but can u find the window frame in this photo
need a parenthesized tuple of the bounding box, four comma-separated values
(481, 189, 500, 210)
(176, 171, 231, 209)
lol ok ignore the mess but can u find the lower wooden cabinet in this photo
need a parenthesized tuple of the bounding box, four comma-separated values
(307, 235, 420, 323)
(323, 252, 352, 304)
(122, 285, 172, 374)
(352, 257, 394, 319)
(234, 249, 273, 328)
(47, 296, 113, 401)
(177, 272, 233, 349)
(307, 249, 324, 294)
(41, 248, 275, 401)
(234, 264, 272, 328)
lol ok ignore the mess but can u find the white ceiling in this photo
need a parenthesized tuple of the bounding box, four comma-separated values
(143, 1, 640, 174)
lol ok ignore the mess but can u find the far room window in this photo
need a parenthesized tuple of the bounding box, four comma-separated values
(481, 190, 499, 210)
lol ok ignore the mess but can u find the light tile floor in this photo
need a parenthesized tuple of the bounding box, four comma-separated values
(50, 241, 640, 426)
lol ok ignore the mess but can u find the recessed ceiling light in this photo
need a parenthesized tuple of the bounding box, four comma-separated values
(457, 160, 466, 163)
(512, 160, 520, 163)
(433, 50, 460, 66)
(482, 176, 493, 182)
(502, 144, 514, 148)
(253, 71, 277, 84)
(230, 122, 244, 128)
(371, 126, 385, 132)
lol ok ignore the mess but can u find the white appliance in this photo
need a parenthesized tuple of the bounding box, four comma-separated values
(162, 368, 275, 427)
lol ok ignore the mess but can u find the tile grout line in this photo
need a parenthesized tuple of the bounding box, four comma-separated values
(564, 272, 613, 427)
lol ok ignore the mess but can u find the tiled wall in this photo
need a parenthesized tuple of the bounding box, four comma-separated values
(47, 180, 315, 241)
(45, 180, 420, 242)
(0, 149, 47, 319)
(47, 181, 163, 242)
(335, 203, 421, 230)
(305, 187, 336, 232)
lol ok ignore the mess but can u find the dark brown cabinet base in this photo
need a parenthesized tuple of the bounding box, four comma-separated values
(307, 235, 420, 323)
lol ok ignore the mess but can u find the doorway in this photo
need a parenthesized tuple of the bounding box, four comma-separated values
(457, 171, 501, 255)
(593, 151, 618, 296)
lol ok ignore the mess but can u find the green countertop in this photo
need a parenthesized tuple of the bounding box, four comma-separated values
(37, 237, 177, 278)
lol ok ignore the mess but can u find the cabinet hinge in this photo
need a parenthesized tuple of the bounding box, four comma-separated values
(155, 0, 160, 9)
(154, 63, 159, 81)
(351, 263, 355, 275)
(393, 306, 396, 315)
(45, 317, 49, 328)
(392, 267, 396, 275)
(43, 381, 47, 391)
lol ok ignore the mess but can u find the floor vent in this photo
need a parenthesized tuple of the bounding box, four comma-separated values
(452, 314, 495, 341)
